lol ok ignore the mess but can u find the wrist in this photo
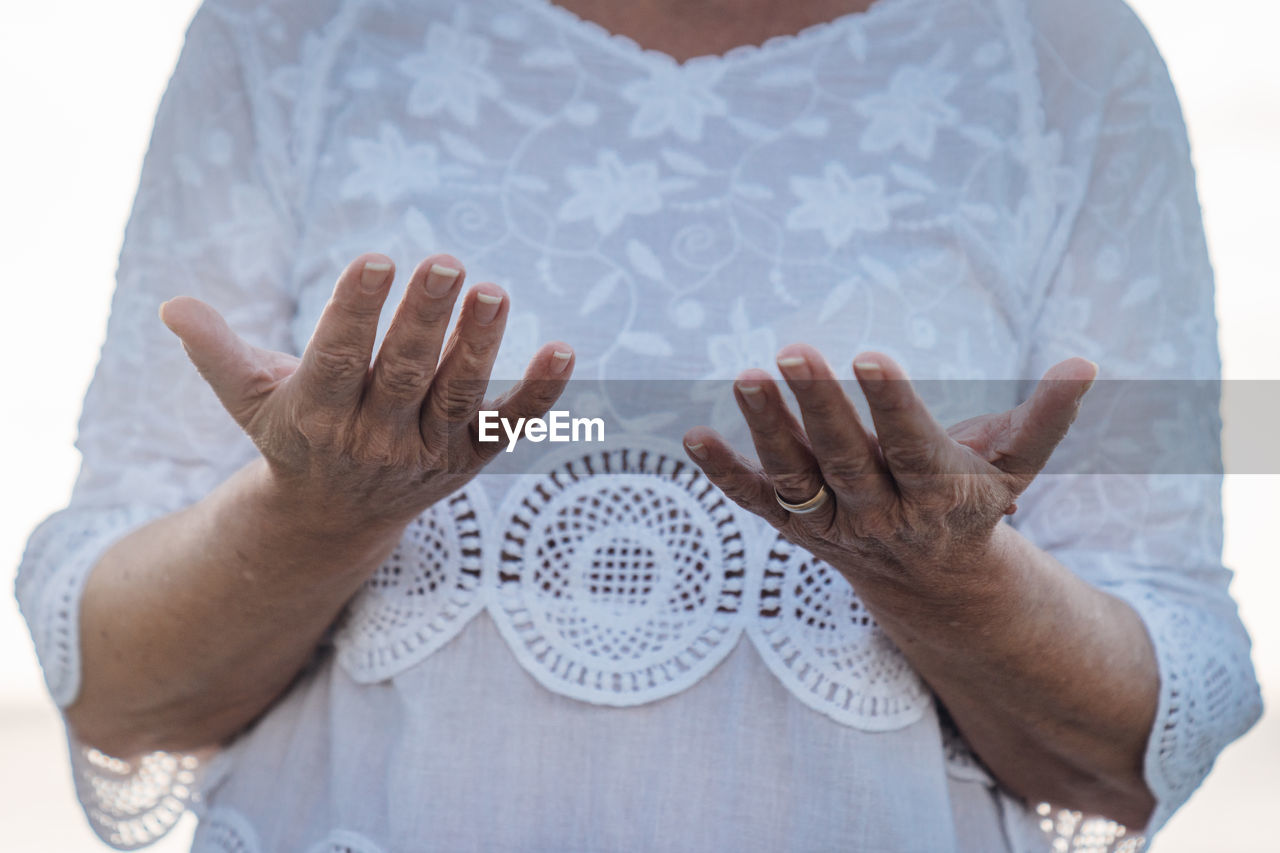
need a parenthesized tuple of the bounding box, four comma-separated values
(225, 456, 404, 578)
(851, 521, 1030, 650)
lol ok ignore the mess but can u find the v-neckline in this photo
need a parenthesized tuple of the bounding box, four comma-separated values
(512, 0, 908, 71)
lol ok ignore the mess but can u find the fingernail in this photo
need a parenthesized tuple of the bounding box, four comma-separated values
(777, 355, 811, 381)
(854, 361, 882, 375)
(474, 291, 503, 325)
(736, 382, 766, 412)
(362, 261, 392, 292)
(157, 300, 169, 322)
(685, 442, 707, 460)
(1082, 361, 1099, 395)
(550, 349, 572, 375)
(425, 263, 461, 298)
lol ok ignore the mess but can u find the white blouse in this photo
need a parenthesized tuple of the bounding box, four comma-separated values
(14, 0, 1263, 850)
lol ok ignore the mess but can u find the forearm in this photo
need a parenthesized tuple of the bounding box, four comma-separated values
(65, 455, 401, 759)
(858, 522, 1158, 828)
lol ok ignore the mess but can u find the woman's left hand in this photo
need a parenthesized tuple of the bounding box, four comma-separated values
(682, 344, 1163, 828)
(682, 343, 1098, 599)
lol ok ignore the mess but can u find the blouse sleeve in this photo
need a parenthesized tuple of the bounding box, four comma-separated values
(13, 2, 300, 847)
(1011, 0, 1264, 846)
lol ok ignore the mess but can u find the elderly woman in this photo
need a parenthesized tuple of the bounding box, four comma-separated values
(16, 0, 1262, 850)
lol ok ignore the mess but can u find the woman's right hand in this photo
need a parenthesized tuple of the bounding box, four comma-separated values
(158, 251, 575, 546)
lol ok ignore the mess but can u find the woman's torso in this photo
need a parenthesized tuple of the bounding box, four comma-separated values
(193, 0, 1055, 848)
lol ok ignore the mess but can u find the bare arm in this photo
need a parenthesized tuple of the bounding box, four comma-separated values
(858, 521, 1157, 828)
(685, 348, 1157, 828)
(66, 456, 400, 758)
(65, 252, 575, 759)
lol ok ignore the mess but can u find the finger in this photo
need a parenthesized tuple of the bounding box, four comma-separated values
(774, 345, 894, 506)
(729, 369, 838, 532)
(364, 255, 465, 423)
(946, 413, 1007, 457)
(851, 352, 956, 493)
(421, 284, 509, 438)
(473, 342, 575, 462)
(159, 296, 295, 430)
(292, 254, 394, 414)
(683, 427, 792, 529)
(992, 357, 1098, 484)
(944, 413, 1020, 515)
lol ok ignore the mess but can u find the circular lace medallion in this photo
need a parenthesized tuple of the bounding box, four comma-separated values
(747, 533, 930, 730)
(334, 484, 488, 683)
(488, 441, 754, 704)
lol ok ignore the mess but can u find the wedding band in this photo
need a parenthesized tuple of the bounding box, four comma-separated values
(774, 483, 832, 515)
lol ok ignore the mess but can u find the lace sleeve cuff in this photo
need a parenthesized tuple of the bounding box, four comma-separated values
(997, 573, 1263, 853)
(64, 727, 230, 850)
(1104, 581, 1265, 840)
(15, 504, 231, 850)
(15, 505, 168, 708)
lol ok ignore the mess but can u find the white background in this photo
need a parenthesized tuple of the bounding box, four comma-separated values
(1, 1, 1276, 850)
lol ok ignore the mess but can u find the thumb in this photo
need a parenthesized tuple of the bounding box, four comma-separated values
(996, 357, 1098, 485)
(159, 295, 280, 430)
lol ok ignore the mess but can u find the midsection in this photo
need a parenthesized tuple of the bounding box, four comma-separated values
(206, 611, 993, 853)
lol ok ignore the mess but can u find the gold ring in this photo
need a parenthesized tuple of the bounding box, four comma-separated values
(774, 483, 832, 515)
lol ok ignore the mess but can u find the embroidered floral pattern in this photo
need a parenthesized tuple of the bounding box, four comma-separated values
(621, 61, 728, 141)
(704, 299, 778, 378)
(854, 47, 960, 159)
(398, 19, 502, 125)
(340, 122, 471, 205)
(786, 163, 920, 246)
(557, 150, 691, 234)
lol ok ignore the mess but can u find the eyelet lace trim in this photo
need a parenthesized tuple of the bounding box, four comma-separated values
(487, 442, 755, 704)
(330, 440, 933, 731)
(333, 487, 488, 683)
(16, 504, 165, 707)
(69, 740, 219, 850)
(1033, 805, 1145, 853)
(747, 533, 929, 730)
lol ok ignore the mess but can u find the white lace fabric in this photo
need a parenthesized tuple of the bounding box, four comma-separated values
(12, 0, 1262, 850)
(484, 444, 759, 706)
